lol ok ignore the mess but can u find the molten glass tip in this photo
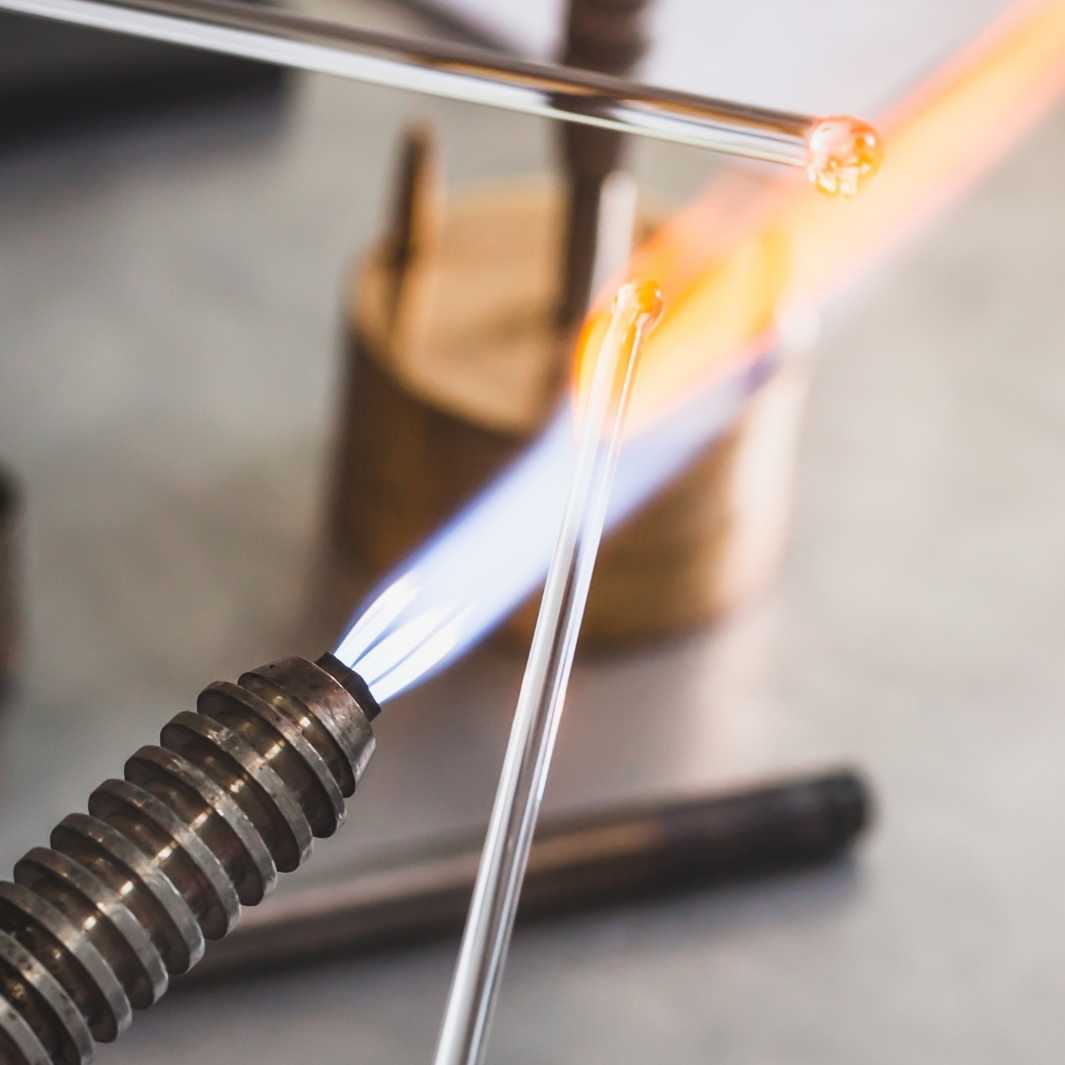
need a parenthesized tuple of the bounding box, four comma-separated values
(575, 281, 664, 406)
(614, 279, 666, 324)
(805, 116, 882, 197)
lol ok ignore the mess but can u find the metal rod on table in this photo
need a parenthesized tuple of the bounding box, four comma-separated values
(189, 768, 872, 981)
(1, 0, 817, 165)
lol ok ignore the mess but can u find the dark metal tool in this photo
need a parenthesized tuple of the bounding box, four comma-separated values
(0, 652, 378, 1065)
(556, 0, 653, 329)
(0, 8, 285, 145)
(190, 768, 872, 981)
(0, 468, 20, 698)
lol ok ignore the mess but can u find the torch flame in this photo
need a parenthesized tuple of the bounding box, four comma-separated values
(573, 0, 1065, 435)
(340, 0, 1065, 700)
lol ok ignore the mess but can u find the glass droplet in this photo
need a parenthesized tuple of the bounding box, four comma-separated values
(806, 116, 882, 197)
(614, 280, 665, 327)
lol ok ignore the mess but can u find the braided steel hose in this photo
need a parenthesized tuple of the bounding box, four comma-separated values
(0, 653, 378, 1065)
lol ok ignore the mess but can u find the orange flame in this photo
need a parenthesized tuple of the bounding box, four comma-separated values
(578, 0, 1065, 431)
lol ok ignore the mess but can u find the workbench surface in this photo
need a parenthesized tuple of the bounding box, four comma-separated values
(0, 3, 1062, 1063)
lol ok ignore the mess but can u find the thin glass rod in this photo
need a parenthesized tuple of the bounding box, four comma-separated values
(1, 0, 814, 165)
(432, 282, 663, 1065)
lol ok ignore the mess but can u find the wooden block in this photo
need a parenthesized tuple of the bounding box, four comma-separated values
(330, 176, 808, 647)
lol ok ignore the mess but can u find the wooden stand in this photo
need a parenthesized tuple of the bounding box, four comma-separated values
(330, 169, 809, 646)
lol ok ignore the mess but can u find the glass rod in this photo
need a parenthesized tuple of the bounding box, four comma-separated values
(2, 0, 815, 165)
(432, 282, 663, 1065)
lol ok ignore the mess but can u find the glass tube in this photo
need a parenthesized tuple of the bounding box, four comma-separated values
(432, 281, 663, 1065)
(2, 0, 816, 165)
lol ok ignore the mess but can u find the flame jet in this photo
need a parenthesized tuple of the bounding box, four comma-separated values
(338, 0, 1065, 701)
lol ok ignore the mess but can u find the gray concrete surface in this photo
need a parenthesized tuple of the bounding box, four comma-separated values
(0, 4, 1064, 1064)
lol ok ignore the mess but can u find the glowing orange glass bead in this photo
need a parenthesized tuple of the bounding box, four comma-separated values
(805, 116, 882, 197)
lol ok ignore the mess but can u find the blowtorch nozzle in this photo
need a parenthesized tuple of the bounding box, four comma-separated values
(316, 652, 383, 721)
(0, 654, 377, 1065)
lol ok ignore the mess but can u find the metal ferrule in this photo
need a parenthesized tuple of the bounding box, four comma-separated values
(0, 655, 376, 1065)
